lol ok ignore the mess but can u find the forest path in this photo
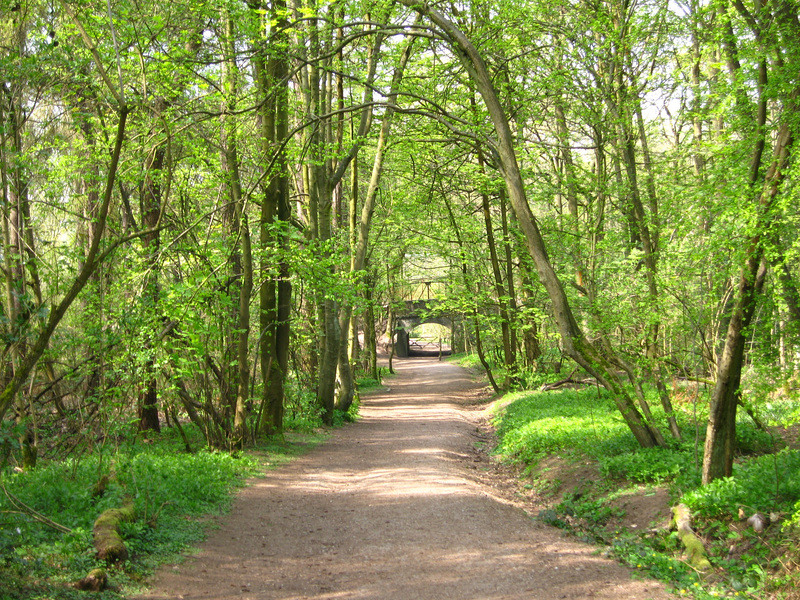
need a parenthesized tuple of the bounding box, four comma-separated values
(139, 358, 671, 600)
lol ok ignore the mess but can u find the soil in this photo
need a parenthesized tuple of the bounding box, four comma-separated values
(138, 357, 673, 600)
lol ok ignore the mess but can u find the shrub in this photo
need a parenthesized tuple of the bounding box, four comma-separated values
(0, 443, 259, 596)
(491, 388, 637, 463)
(682, 449, 800, 520)
(600, 447, 688, 483)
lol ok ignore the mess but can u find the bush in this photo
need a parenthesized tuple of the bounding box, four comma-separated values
(283, 383, 324, 432)
(735, 422, 775, 456)
(600, 447, 689, 484)
(491, 388, 638, 463)
(0, 440, 259, 597)
(682, 449, 800, 520)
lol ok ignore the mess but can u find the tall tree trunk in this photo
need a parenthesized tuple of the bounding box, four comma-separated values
(336, 35, 413, 413)
(254, 0, 292, 437)
(703, 0, 800, 481)
(364, 276, 380, 381)
(476, 148, 514, 389)
(137, 139, 166, 433)
(500, 190, 519, 362)
(1, 74, 36, 467)
(704, 114, 797, 482)
(221, 9, 251, 445)
(398, 0, 664, 448)
(298, 11, 384, 423)
(0, 109, 129, 423)
(442, 187, 500, 392)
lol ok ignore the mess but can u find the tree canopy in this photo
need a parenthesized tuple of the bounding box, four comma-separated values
(1, 0, 799, 486)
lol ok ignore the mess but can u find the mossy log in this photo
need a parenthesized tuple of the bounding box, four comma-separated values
(74, 568, 108, 591)
(671, 503, 712, 571)
(93, 498, 135, 563)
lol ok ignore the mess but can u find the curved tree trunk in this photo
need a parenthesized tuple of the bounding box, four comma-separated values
(703, 119, 795, 483)
(702, 0, 799, 481)
(397, 0, 663, 448)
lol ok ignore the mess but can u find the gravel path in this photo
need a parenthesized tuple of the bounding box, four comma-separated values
(139, 357, 672, 600)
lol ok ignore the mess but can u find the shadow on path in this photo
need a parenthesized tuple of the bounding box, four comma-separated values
(139, 357, 671, 600)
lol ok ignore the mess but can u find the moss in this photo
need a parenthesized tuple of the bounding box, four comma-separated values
(671, 503, 712, 571)
(93, 498, 135, 563)
(74, 568, 108, 591)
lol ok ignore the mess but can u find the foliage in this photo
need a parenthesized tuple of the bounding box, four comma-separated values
(490, 387, 639, 464)
(451, 352, 487, 373)
(0, 431, 264, 598)
(283, 380, 326, 432)
(600, 448, 687, 484)
(1, 0, 800, 596)
(491, 384, 800, 598)
(682, 450, 800, 520)
(355, 376, 383, 392)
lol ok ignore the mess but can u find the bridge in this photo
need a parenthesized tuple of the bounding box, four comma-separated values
(394, 299, 462, 357)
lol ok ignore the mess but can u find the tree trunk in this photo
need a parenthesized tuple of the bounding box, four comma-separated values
(477, 150, 514, 389)
(1, 60, 37, 467)
(254, 0, 292, 437)
(336, 36, 413, 414)
(704, 119, 795, 482)
(301, 16, 383, 423)
(364, 280, 379, 381)
(702, 0, 799, 480)
(398, 0, 664, 448)
(137, 140, 166, 433)
(221, 10, 251, 445)
(0, 108, 129, 423)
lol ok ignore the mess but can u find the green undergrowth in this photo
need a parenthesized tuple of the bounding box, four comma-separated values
(283, 377, 363, 430)
(0, 427, 326, 600)
(490, 384, 800, 599)
(355, 374, 385, 392)
(449, 352, 485, 373)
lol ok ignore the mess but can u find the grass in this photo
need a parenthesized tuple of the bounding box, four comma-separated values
(491, 386, 640, 463)
(0, 426, 328, 599)
(489, 382, 800, 599)
(0, 363, 379, 599)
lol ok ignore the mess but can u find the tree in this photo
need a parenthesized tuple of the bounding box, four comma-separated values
(701, 0, 800, 483)
(397, 0, 665, 448)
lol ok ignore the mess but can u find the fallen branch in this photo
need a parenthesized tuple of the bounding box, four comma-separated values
(74, 568, 108, 591)
(539, 369, 595, 391)
(1, 479, 72, 533)
(671, 503, 711, 570)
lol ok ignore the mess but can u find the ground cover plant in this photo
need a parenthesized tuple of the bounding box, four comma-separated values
(489, 383, 800, 599)
(0, 426, 326, 599)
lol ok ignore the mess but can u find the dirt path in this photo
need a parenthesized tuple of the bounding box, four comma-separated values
(139, 358, 672, 600)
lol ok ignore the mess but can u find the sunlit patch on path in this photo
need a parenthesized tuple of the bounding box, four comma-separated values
(139, 358, 671, 600)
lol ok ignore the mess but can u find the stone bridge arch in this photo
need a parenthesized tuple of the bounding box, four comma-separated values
(394, 300, 460, 357)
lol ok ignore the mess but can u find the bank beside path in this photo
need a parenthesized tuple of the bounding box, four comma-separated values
(140, 357, 672, 600)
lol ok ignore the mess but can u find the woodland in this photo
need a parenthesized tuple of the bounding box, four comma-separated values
(1, 0, 800, 596)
